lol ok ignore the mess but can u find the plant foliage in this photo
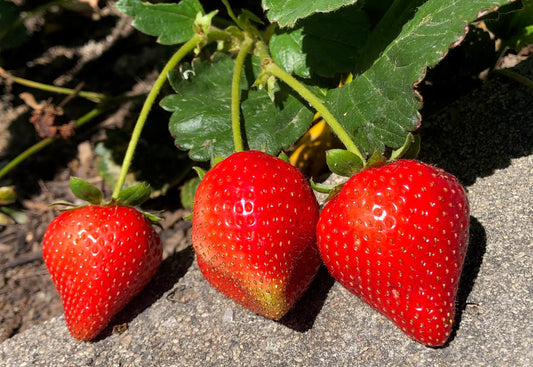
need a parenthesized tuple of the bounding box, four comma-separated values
(116, 0, 510, 164)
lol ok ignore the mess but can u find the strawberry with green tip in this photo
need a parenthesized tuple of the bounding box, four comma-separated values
(42, 178, 162, 340)
(192, 150, 321, 320)
(317, 159, 470, 346)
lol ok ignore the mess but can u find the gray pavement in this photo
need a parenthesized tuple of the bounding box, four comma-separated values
(1, 59, 532, 367)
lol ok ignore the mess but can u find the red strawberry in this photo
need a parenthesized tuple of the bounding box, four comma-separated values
(192, 150, 321, 320)
(42, 205, 162, 340)
(317, 159, 469, 346)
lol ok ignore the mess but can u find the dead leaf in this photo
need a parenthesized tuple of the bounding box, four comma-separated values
(18, 93, 47, 110)
(29, 107, 58, 138)
(20, 92, 76, 139)
(58, 121, 76, 139)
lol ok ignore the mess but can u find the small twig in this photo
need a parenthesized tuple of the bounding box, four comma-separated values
(0, 251, 43, 272)
(58, 82, 86, 108)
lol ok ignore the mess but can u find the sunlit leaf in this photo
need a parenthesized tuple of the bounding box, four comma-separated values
(262, 0, 362, 27)
(115, 0, 203, 44)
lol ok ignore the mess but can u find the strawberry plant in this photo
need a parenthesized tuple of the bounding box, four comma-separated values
(1, 0, 527, 347)
(107, 0, 510, 346)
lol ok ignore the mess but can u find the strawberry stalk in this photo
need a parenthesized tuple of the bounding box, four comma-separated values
(111, 34, 203, 199)
(231, 36, 255, 153)
(255, 43, 365, 164)
(111, 17, 233, 199)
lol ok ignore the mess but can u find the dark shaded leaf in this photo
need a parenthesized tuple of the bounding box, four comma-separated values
(180, 177, 200, 210)
(162, 54, 314, 162)
(270, 6, 371, 78)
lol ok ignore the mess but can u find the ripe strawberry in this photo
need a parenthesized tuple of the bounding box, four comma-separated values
(317, 159, 469, 346)
(192, 150, 321, 320)
(42, 205, 162, 340)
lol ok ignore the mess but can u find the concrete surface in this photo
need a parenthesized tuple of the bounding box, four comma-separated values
(1, 58, 532, 367)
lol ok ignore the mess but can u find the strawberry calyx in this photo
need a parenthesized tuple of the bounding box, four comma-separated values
(320, 132, 421, 196)
(49, 177, 161, 223)
(326, 133, 420, 177)
(310, 178, 345, 202)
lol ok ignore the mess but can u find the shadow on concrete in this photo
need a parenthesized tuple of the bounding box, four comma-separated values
(418, 57, 533, 186)
(278, 265, 336, 332)
(447, 216, 487, 345)
(95, 246, 195, 341)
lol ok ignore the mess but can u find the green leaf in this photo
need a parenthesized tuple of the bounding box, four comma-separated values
(278, 151, 290, 163)
(138, 210, 163, 224)
(389, 133, 416, 161)
(70, 177, 103, 205)
(95, 142, 138, 191)
(180, 177, 201, 210)
(115, 0, 204, 45)
(241, 87, 314, 155)
(485, 0, 533, 50)
(309, 178, 340, 194)
(270, 28, 310, 78)
(262, 0, 362, 27)
(161, 54, 240, 161)
(326, 149, 365, 177)
(325, 0, 509, 157)
(117, 183, 152, 207)
(270, 5, 371, 78)
(365, 150, 387, 168)
(162, 54, 314, 162)
(402, 134, 421, 160)
(192, 166, 207, 180)
(48, 200, 77, 208)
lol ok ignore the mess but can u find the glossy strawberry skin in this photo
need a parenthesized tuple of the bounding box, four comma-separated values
(192, 150, 321, 320)
(42, 205, 162, 341)
(317, 160, 470, 346)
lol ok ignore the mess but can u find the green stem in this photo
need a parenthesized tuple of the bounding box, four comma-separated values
(111, 35, 203, 199)
(221, 0, 243, 29)
(262, 58, 364, 162)
(0, 68, 105, 103)
(494, 69, 533, 90)
(231, 36, 254, 153)
(0, 108, 102, 181)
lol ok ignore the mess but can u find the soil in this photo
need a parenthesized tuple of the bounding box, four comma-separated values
(0, 1, 531, 344)
(0, 2, 194, 342)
